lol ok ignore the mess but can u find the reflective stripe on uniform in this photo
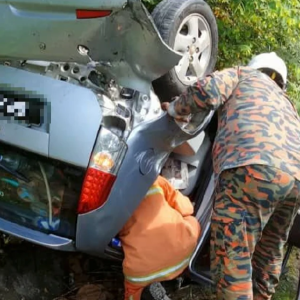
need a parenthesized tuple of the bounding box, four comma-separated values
(146, 186, 164, 197)
(125, 255, 191, 284)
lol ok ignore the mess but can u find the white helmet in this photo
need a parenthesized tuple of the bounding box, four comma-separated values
(248, 52, 287, 87)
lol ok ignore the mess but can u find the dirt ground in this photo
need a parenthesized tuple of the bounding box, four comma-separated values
(0, 239, 298, 300)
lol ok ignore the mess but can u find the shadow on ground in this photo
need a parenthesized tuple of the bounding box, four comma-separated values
(0, 240, 298, 300)
(0, 240, 123, 300)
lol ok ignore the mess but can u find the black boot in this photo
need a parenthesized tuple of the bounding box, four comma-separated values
(141, 282, 172, 300)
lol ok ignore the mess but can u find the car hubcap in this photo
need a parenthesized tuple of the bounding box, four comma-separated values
(174, 13, 212, 85)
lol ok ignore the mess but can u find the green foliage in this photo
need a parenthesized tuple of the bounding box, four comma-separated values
(142, 0, 160, 11)
(206, 0, 300, 108)
(143, 0, 300, 110)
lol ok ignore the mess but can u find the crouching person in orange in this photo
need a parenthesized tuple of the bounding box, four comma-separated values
(118, 175, 201, 300)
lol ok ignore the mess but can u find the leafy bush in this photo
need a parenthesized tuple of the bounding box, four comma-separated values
(143, 0, 160, 10)
(207, 0, 300, 109)
(143, 0, 300, 111)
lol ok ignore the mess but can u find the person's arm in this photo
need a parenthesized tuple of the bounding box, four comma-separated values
(158, 176, 194, 217)
(166, 67, 241, 119)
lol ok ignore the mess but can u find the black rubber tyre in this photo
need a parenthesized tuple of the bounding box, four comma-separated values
(152, 0, 218, 101)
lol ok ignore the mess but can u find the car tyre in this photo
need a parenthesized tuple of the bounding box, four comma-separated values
(152, 0, 218, 101)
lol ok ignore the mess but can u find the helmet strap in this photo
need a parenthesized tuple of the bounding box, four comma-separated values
(271, 72, 276, 80)
(259, 68, 285, 90)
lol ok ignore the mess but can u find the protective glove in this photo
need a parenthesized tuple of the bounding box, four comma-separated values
(161, 99, 190, 123)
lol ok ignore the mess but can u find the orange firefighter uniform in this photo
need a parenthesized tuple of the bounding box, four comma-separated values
(119, 175, 201, 300)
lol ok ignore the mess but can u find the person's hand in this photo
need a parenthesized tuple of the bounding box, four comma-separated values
(161, 101, 189, 123)
(161, 102, 170, 112)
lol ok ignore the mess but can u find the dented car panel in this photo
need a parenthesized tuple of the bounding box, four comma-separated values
(0, 0, 181, 94)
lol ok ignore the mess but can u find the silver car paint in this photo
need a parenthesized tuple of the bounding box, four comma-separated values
(0, 65, 212, 254)
(76, 111, 213, 256)
(0, 0, 182, 94)
(0, 217, 75, 251)
(0, 0, 213, 255)
(0, 65, 102, 168)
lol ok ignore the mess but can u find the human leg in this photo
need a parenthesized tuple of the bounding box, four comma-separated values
(252, 180, 300, 299)
(210, 166, 297, 300)
(124, 280, 144, 300)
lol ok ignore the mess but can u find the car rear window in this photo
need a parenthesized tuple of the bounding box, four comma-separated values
(0, 144, 85, 238)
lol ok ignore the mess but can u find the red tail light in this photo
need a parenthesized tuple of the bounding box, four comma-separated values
(77, 168, 116, 214)
(77, 126, 127, 214)
(76, 9, 112, 19)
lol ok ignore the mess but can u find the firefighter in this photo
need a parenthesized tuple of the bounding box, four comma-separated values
(163, 52, 300, 300)
(119, 175, 200, 300)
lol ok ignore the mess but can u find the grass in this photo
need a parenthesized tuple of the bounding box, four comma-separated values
(273, 248, 300, 300)
(170, 248, 300, 300)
